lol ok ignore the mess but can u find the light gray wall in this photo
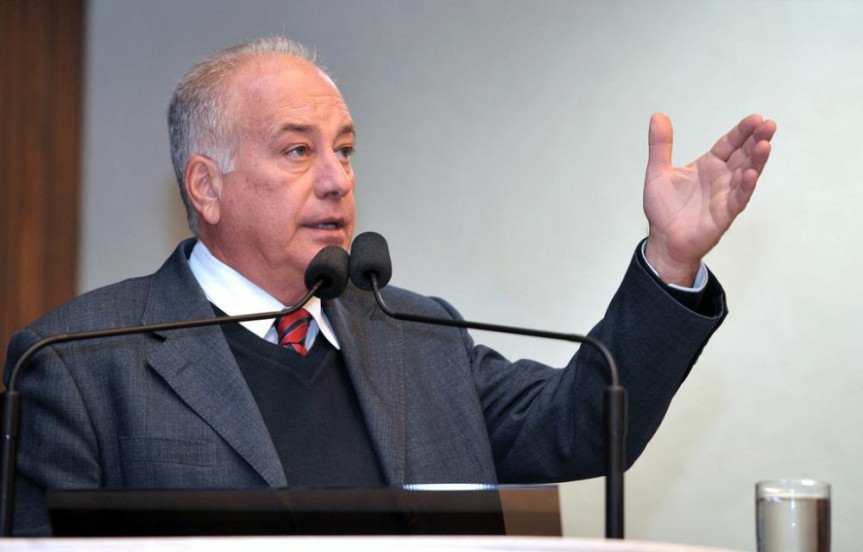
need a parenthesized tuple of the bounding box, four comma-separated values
(82, 1, 863, 549)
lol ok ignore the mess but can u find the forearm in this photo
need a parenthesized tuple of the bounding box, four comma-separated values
(484, 246, 726, 482)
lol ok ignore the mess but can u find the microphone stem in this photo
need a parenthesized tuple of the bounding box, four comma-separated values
(369, 274, 619, 386)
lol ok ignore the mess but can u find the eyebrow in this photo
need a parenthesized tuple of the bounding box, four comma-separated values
(276, 123, 356, 138)
(278, 123, 312, 135)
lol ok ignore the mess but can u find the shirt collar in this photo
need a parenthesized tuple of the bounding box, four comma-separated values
(187, 240, 340, 349)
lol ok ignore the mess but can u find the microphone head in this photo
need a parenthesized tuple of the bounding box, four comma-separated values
(304, 245, 350, 300)
(349, 232, 393, 291)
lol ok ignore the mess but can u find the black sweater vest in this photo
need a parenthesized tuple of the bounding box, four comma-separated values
(218, 318, 386, 487)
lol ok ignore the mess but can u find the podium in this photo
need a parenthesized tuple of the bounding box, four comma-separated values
(0, 536, 749, 552)
(46, 485, 561, 537)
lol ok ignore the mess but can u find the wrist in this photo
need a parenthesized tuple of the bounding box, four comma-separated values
(643, 237, 701, 287)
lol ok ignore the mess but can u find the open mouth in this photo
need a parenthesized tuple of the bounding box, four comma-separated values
(304, 217, 346, 232)
(312, 222, 340, 230)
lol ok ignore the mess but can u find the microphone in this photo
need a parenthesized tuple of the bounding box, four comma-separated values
(348, 231, 392, 291)
(348, 231, 627, 540)
(0, 244, 350, 537)
(305, 243, 350, 300)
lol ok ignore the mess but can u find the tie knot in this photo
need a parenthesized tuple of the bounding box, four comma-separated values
(276, 308, 312, 355)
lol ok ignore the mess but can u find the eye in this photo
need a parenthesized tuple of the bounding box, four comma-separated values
(335, 145, 355, 161)
(285, 145, 311, 158)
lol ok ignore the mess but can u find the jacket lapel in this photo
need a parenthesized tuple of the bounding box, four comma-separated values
(326, 288, 406, 485)
(141, 240, 287, 488)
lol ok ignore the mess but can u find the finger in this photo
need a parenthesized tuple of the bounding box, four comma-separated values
(728, 168, 759, 216)
(727, 126, 775, 174)
(726, 119, 777, 171)
(749, 139, 772, 175)
(754, 118, 777, 143)
(723, 140, 770, 226)
(710, 114, 763, 162)
(729, 141, 770, 214)
(646, 113, 673, 178)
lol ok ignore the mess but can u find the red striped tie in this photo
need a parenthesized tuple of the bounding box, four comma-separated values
(276, 309, 312, 355)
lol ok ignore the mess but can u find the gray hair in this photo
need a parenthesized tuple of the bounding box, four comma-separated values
(168, 36, 326, 234)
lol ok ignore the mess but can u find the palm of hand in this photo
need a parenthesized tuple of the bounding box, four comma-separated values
(643, 113, 775, 274)
(645, 151, 745, 263)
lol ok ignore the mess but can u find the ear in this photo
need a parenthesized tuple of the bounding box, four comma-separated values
(184, 155, 223, 226)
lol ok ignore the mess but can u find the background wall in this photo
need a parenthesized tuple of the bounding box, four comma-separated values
(0, 0, 83, 369)
(82, 1, 863, 549)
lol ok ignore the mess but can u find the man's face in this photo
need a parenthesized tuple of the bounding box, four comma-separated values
(205, 55, 356, 301)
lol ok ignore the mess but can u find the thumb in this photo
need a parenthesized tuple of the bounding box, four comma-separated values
(646, 113, 673, 178)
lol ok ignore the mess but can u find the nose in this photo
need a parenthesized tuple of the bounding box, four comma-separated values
(314, 150, 353, 200)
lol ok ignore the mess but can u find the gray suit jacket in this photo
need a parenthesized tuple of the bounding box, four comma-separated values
(4, 239, 726, 535)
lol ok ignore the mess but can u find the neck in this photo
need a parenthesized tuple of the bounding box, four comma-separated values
(195, 236, 308, 307)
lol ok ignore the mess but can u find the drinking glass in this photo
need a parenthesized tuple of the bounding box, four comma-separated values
(756, 479, 830, 552)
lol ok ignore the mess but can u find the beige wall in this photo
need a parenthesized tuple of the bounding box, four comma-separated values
(82, 1, 863, 549)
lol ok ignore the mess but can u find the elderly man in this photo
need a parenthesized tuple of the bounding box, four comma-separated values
(4, 37, 775, 535)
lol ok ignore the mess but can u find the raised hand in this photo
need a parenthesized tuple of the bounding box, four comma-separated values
(643, 113, 776, 286)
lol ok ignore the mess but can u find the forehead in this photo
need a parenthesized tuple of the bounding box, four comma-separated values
(225, 55, 352, 136)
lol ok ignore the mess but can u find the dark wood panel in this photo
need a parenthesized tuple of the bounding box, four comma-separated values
(0, 0, 84, 379)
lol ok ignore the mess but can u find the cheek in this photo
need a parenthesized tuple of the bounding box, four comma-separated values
(220, 195, 285, 241)
(226, 179, 301, 224)
(344, 194, 356, 234)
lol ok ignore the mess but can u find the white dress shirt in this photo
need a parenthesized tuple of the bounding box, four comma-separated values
(187, 241, 340, 350)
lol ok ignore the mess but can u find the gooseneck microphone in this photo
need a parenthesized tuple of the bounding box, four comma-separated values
(349, 231, 627, 540)
(304, 245, 350, 300)
(0, 245, 350, 537)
